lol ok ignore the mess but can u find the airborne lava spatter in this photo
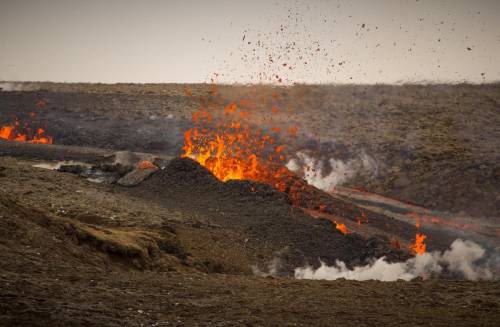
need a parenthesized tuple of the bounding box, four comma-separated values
(409, 214, 427, 255)
(410, 233, 427, 255)
(181, 87, 302, 197)
(334, 221, 349, 235)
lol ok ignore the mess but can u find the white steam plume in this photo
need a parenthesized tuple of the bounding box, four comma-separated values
(295, 239, 496, 281)
(0, 82, 25, 91)
(252, 257, 282, 277)
(286, 150, 377, 191)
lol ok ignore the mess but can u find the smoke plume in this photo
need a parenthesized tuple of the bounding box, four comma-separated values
(0, 82, 24, 91)
(295, 239, 497, 281)
(252, 257, 283, 277)
(286, 150, 377, 191)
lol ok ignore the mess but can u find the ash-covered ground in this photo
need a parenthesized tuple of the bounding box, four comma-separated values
(1, 82, 499, 218)
(0, 83, 499, 326)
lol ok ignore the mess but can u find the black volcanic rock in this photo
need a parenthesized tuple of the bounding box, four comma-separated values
(134, 157, 410, 275)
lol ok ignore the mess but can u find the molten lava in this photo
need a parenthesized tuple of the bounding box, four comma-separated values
(407, 212, 428, 255)
(183, 124, 291, 184)
(334, 221, 349, 235)
(0, 100, 53, 144)
(181, 85, 436, 253)
(410, 233, 427, 255)
(137, 160, 156, 169)
(182, 92, 299, 195)
(0, 118, 53, 144)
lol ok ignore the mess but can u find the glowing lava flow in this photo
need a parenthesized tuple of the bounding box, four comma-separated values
(0, 100, 53, 144)
(0, 119, 53, 144)
(334, 221, 349, 235)
(181, 90, 299, 195)
(137, 160, 156, 169)
(410, 233, 427, 255)
(409, 216, 427, 255)
(181, 86, 432, 250)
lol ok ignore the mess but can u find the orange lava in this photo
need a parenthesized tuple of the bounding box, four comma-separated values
(0, 100, 53, 144)
(181, 88, 299, 195)
(410, 233, 427, 255)
(408, 212, 427, 255)
(137, 160, 157, 169)
(0, 119, 53, 144)
(334, 221, 349, 235)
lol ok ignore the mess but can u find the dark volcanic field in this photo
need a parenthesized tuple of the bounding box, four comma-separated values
(0, 83, 499, 326)
(1, 82, 499, 218)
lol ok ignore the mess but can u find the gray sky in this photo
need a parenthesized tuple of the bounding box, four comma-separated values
(1, 0, 499, 84)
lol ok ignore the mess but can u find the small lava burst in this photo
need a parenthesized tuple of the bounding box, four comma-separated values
(0, 100, 53, 144)
(410, 233, 427, 255)
(137, 160, 156, 169)
(0, 119, 53, 144)
(334, 221, 349, 235)
(408, 212, 427, 255)
(181, 84, 301, 196)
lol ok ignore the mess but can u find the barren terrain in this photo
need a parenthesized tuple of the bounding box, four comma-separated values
(1, 82, 499, 218)
(0, 83, 499, 326)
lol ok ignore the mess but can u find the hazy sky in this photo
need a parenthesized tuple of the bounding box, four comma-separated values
(1, 0, 499, 84)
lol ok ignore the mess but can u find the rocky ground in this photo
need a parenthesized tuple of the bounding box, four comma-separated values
(1, 82, 499, 218)
(0, 83, 499, 326)
(0, 156, 498, 326)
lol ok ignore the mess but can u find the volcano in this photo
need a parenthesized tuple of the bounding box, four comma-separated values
(0, 83, 499, 326)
